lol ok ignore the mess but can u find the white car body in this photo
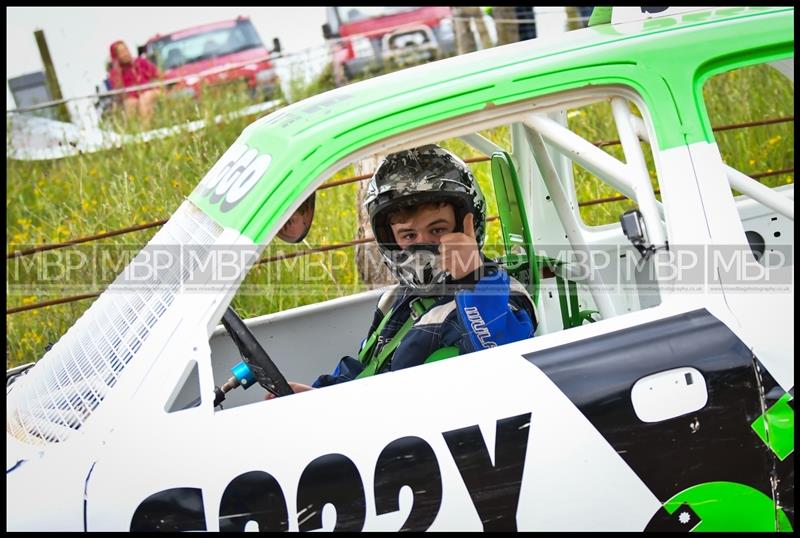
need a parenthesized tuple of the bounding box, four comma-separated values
(7, 6, 794, 531)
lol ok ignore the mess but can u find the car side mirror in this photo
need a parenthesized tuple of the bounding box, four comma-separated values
(620, 209, 646, 245)
(620, 208, 653, 261)
(322, 23, 338, 40)
(277, 193, 316, 243)
(272, 37, 282, 55)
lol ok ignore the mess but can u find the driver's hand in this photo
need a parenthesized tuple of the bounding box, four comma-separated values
(265, 382, 315, 400)
(439, 213, 481, 280)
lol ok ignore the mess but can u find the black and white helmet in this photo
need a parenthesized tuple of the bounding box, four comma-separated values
(364, 144, 486, 290)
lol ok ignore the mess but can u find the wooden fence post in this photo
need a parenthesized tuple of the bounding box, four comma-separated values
(565, 6, 582, 31)
(492, 6, 520, 45)
(34, 29, 71, 123)
(452, 6, 492, 54)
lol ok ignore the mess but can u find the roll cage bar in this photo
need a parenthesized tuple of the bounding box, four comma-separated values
(450, 89, 792, 330)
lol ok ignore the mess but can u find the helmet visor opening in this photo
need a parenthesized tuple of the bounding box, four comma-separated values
(373, 192, 474, 250)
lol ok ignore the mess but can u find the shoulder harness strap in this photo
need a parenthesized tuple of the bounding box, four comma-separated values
(357, 296, 436, 379)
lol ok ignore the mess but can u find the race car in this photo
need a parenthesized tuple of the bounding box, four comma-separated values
(7, 6, 793, 531)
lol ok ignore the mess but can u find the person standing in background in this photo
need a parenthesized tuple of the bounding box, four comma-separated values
(577, 6, 594, 27)
(514, 6, 537, 40)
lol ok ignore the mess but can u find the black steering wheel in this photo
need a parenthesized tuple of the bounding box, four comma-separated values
(221, 307, 294, 398)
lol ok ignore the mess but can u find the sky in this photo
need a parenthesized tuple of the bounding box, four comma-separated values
(6, 6, 329, 109)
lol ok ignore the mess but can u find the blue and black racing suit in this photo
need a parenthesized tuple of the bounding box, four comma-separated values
(312, 260, 537, 387)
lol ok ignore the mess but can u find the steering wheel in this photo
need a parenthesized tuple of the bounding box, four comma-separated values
(221, 307, 294, 398)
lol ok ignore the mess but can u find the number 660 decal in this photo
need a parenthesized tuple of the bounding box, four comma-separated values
(198, 142, 272, 212)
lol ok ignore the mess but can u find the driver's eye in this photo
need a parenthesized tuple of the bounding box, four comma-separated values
(431, 228, 448, 236)
(401, 232, 416, 241)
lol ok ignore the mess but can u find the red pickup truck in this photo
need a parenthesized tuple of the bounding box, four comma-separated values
(322, 6, 455, 83)
(143, 16, 282, 100)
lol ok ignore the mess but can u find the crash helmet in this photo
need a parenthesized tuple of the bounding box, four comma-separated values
(364, 144, 486, 290)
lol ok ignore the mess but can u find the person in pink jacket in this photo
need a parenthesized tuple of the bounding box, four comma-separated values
(107, 40, 162, 122)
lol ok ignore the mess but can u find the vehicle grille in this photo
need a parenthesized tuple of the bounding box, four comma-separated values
(387, 29, 432, 50)
(7, 201, 224, 445)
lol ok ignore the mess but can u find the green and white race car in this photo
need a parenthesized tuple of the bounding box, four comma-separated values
(7, 6, 793, 531)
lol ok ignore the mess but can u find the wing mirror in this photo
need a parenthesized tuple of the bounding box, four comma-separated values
(322, 23, 339, 40)
(272, 38, 282, 55)
(620, 208, 654, 261)
(277, 193, 316, 243)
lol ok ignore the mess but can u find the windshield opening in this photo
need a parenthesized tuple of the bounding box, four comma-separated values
(336, 7, 421, 25)
(150, 20, 265, 70)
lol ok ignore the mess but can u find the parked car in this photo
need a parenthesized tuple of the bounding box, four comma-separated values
(7, 6, 794, 531)
(322, 6, 456, 83)
(143, 16, 282, 100)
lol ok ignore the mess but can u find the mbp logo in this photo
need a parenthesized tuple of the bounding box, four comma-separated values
(198, 142, 272, 212)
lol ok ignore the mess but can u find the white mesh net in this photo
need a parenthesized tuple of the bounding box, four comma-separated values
(7, 201, 224, 445)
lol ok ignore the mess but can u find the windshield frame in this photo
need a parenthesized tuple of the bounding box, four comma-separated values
(335, 6, 421, 25)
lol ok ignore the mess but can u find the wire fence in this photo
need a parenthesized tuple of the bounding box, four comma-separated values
(7, 216, 508, 316)
(6, 114, 795, 316)
(6, 116, 794, 262)
(6, 10, 590, 149)
(5, 11, 794, 316)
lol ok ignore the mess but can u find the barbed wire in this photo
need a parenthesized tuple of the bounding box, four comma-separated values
(5, 15, 794, 316)
(6, 117, 794, 260)
(7, 216, 503, 315)
(6, 13, 596, 115)
(451, 15, 590, 25)
(5, 162, 793, 315)
(6, 156, 491, 260)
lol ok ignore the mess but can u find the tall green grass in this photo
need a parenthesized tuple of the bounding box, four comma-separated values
(568, 63, 794, 225)
(5, 61, 793, 369)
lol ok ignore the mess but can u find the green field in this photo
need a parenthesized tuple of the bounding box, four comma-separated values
(6, 63, 793, 369)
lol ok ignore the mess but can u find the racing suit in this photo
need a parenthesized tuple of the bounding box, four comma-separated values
(312, 260, 536, 387)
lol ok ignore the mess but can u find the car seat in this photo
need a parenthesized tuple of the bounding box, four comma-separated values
(490, 151, 598, 330)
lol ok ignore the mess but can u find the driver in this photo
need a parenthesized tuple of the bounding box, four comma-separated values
(276, 144, 537, 394)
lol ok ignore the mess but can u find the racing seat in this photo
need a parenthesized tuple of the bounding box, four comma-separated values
(490, 151, 597, 330)
(424, 151, 593, 367)
(490, 151, 540, 302)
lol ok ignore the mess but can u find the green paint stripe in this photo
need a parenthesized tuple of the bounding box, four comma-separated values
(665, 481, 791, 531)
(752, 393, 795, 461)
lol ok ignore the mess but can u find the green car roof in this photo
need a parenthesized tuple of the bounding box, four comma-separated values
(190, 6, 793, 244)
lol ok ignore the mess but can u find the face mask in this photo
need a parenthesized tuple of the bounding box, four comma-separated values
(386, 244, 448, 289)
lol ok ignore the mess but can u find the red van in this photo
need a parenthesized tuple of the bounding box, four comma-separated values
(144, 17, 282, 99)
(322, 6, 455, 83)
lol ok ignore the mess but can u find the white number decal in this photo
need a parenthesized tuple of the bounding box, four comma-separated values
(225, 155, 272, 207)
(198, 142, 272, 212)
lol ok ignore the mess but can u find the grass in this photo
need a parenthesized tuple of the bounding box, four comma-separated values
(567, 63, 794, 225)
(5, 60, 794, 369)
